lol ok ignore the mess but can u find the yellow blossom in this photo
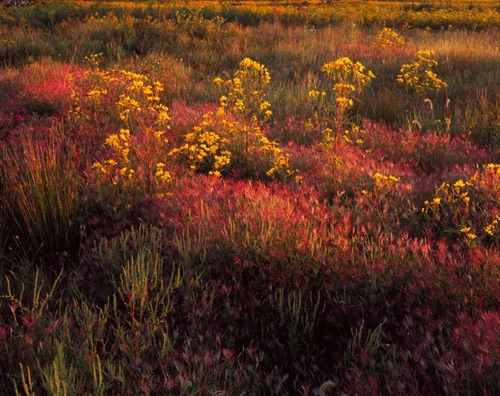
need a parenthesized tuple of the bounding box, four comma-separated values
(454, 179, 466, 188)
(309, 90, 320, 98)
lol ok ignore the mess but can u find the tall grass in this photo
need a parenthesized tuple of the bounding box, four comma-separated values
(1, 136, 81, 264)
(0, 167, 8, 260)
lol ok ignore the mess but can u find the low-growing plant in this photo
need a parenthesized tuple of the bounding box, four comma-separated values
(343, 320, 397, 379)
(0, 167, 7, 261)
(1, 267, 62, 339)
(271, 289, 324, 362)
(1, 225, 185, 395)
(112, 248, 180, 382)
(422, 163, 500, 245)
(1, 3, 499, 394)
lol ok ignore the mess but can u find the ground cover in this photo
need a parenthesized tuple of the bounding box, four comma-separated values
(0, 2, 499, 394)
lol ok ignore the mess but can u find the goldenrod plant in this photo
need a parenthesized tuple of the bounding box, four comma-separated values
(376, 27, 406, 50)
(397, 50, 448, 97)
(397, 50, 451, 132)
(308, 57, 375, 134)
(172, 58, 298, 181)
(69, 55, 173, 207)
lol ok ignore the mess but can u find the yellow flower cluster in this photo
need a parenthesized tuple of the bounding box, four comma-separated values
(93, 128, 133, 184)
(481, 164, 500, 238)
(170, 113, 232, 177)
(397, 50, 448, 96)
(423, 178, 474, 220)
(422, 164, 500, 243)
(236, 57, 271, 85)
(376, 28, 405, 49)
(117, 71, 171, 130)
(373, 172, 399, 191)
(483, 219, 498, 237)
(216, 57, 273, 123)
(155, 162, 172, 184)
(93, 124, 171, 196)
(309, 57, 375, 134)
(322, 58, 375, 98)
(484, 163, 500, 192)
(485, 163, 500, 176)
(174, 58, 297, 181)
(69, 55, 173, 201)
(308, 90, 325, 99)
(341, 125, 367, 147)
(259, 136, 298, 180)
(68, 53, 119, 121)
(117, 94, 141, 122)
(459, 226, 477, 241)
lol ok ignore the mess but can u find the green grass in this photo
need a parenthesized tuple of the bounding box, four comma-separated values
(1, 136, 81, 264)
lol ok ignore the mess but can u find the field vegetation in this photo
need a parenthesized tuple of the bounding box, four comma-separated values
(0, 0, 499, 394)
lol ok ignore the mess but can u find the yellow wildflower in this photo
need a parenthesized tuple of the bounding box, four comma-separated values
(309, 90, 320, 98)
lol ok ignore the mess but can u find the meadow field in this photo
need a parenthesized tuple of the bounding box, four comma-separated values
(0, 0, 499, 394)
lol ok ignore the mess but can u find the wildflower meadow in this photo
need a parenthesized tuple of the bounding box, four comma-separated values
(0, 1, 499, 394)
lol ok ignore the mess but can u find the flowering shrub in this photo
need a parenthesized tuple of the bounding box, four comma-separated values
(215, 57, 272, 123)
(307, 58, 375, 182)
(396, 50, 450, 133)
(68, 54, 118, 126)
(171, 111, 232, 177)
(172, 58, 297, 181)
